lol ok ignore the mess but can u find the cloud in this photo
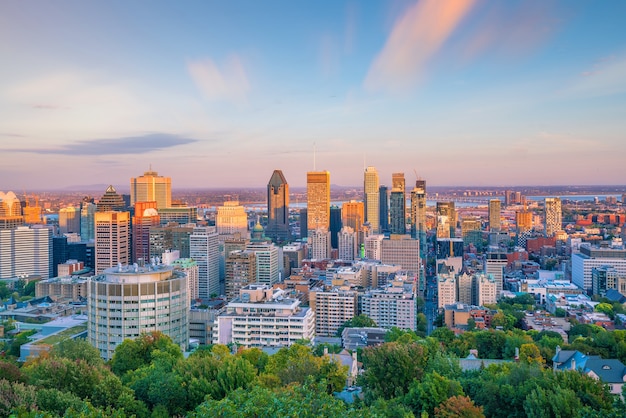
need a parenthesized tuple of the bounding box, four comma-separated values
(8, 133, 198, 155)
(319, 33, 340, 77)
(32, 104, 67, 110)
(563, 55, 626, 98)
(187, 55, 250, 105)
(0, 133, 27, 138)
(365, 0, 477, 93)
(459, 2, 561, 62)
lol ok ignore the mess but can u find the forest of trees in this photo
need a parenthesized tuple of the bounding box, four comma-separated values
(0, 325, 625, 417)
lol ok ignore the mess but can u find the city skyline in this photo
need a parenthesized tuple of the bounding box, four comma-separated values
(1, 1, 626, 189)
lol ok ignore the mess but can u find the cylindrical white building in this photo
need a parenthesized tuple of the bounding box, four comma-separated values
(88, 264, 188, 360)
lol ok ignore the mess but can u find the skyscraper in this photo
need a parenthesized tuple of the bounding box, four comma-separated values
(80, 198, 97, 241)
(216, 201, 248, 236)
(132, 201, 160, 263)
(364, 167, 380, 233)
(309, 228, 331, 259)
(436, 201, 456, 238)
(94, 211, 130, 274)
(410, 180, 426, 240)
(59, 206, 81, 235)
(389, 173, 406, 234)
(329, 205, 342, 249)
(97, 186, 126, 212)
(190, 226, 220, 298)
(266, 169, 291, 243)
(130, 169, 172, 209)
(488, 199, 501, 232)
(149, 223, 195, 260)
(379, 185, 388, 233)
(342, 200, 364, 234)
(544, 197, 562, 237)
(306, 171, 330, 232)
(338, 226, 357, 261)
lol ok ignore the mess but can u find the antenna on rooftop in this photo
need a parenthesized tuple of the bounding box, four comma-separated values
(313, 142, 316, 171)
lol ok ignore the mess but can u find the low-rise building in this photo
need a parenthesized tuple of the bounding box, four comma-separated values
(553, 348, 626, 396)
(214, 284, 315, 348)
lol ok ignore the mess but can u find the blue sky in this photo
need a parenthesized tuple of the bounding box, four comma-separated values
(1, 0, 625, 190)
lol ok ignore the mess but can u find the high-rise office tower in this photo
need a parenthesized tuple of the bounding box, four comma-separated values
(461, 216, 482, 245)
(132, 201, 160, 263)
(379, 185, 389, 233)
(97, 186, 126, 212)
(342, 201, 364, 233)
(130, 169, 172, 209)
(330, 205, 342, 249)
(0, 191, 22, 217)
(266, 169, 291, 243)
(389, 173, 406, 235)
(94, 211, 130, 274)
(59, 207, 81, 235)
(544, 197, 562, 237)
(22, 195, 42, 225)
(299, 208, 308, 239)
(410, 180, 426, 239)
(80, 198, 97, 241)
(488, 199, 501, 232)
(0, 225, 52, 279)
(363, 167, 380, 233)
(158, 206, 198, 226)
(216, 201, 248, 236)
(307, 171, 330, 232)
(0, 191, 24, 229)
(338, 226, 357, 261)
(516, 210, 532, 233)
(149, 223, 195, 259)
(309, 228, 331, 259)
(190, 226, 220, 299)
(436, 201, 456, 238)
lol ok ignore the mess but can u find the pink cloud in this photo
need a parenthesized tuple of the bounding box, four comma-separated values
(365, 0, 477, 93)
(187, 55, 250, 105)
(460, 2, 561, 62)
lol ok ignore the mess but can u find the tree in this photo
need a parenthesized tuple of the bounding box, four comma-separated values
(264, 344, 321, 386)
(385, 327, 420, 344)
(523, 386, 582, 418)
(359, 342, 429, 401)
(434, 395, 484, 418)
(425, 351, 462, 380)
(110, 331, 183, 378)
(475, 330, 507, 359)
(22, 356, 104, 400)
(404, 371, 464, 416)
(595, 302, 614, 319)
(519, 343, 544, 366)
(0, 379, 36, 417)
(8, 329, 36, 358)
(51, 338, 103, 367)
(125, 357, 187, 416)
(430, 327, 455, 346)
(213, 356, 257, 400)
(190, 381, 362, 418)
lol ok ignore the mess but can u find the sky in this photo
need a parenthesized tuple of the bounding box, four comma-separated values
(1, 0, 625, 190)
